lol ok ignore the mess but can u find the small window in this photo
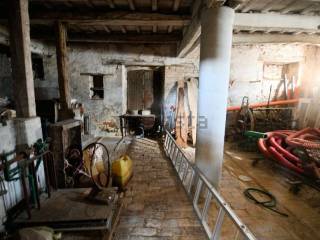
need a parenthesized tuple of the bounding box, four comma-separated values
(90, 75, 104, 99)
(32, 54, 45, 81)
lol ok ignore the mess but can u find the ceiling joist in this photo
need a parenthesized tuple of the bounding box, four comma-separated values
(26, 11, 191, 27)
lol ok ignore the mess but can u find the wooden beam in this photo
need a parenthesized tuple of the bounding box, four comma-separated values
(173, 0, 182, 12)
(168, 25, 173, 33)
(235, 13, 320, 32)
(261, 0, 276, 13)
(233, 33, 320, 44)
(280, 0, 299, 14)
(127, 0, 135, 10)
(33, 32, 181, 44)
(68, 33, 180, 44)
(152, 25, 157, 33)
(103, 26, 111, 33)
(136, 26, 140, 33)
(106, 0, 115, 8)
(241, 0, 255, 13)
(152, 0, 157, 11)
(85, 0, 95, 8)
(177, 11, 200, 57)
(300, 3, 320, 14)
(8, 0, 36, 118)
(120, 26, 127, 34)
(28, 11, 191, 27)
(55, 22, 71, 110)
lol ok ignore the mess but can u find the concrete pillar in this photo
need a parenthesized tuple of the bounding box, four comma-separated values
(8, 0, 36, 118)
(195, 6, 235, 188)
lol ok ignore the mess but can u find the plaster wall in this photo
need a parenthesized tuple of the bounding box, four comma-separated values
(229, 44, 320, 107)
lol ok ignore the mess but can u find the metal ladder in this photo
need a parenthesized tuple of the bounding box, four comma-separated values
(164, 131, 256, 240)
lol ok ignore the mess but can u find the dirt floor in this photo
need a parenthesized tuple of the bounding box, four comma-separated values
(220, 142, 320, 240)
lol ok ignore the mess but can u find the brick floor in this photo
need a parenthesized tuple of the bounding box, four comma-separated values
(114, 138, 207, 240)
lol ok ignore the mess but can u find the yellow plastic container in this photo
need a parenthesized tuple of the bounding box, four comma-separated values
(112, 155, 133, 188)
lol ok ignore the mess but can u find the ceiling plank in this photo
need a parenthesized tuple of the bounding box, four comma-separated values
(26, 11, 191, 27)
(121, 26, 127, 33)
(280, 0, 299, 14)
(106, 0, 115, 9)
(103, 26, 111, 33)
(261, 0, 276, 13)
(128, 0, 135, 10)
(152, 0, 157, 11)
(173, 0, 182, 12)
(241, 0, 255, 13)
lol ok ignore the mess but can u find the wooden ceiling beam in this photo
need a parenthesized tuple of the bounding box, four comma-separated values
(27, 11, 191, 27)
(32, 32, 181, 44)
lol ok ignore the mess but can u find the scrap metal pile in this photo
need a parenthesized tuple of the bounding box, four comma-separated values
(258, 128, 320, 179)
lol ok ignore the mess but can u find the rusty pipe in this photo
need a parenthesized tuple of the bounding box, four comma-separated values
(227, 99, 299, 111)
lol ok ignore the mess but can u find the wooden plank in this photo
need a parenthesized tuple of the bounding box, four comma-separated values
(28, 11, 191, 27)
(41, 33, 181, 44)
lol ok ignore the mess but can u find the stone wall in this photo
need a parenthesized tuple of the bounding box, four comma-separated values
(36, 43, 197, 136)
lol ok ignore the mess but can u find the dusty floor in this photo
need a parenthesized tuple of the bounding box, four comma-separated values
(114, 138, 207, 240)
(220, 142, 320, 240)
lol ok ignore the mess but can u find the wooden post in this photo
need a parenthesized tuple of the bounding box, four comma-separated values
(8, 0, 36, 118)
(55, 21, 74, 120)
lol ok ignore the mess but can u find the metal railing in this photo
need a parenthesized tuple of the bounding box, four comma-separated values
(164, 131, 256, 240)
